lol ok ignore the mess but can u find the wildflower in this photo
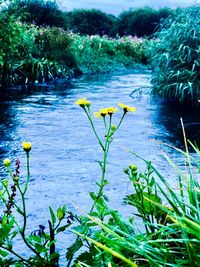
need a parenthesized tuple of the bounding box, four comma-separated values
(3, 158, 11, 167)
(75, 98, 91, 108)
(106, 107, 118, 115)
(94, 108, 108, 119)
(118, 103, 136, 113)
(22, 142, 32, 153)
(94, 107, 118, 118)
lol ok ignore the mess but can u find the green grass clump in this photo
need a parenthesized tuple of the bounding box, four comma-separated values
(150, 6, 200, 104)
(69, 34, 149, 74)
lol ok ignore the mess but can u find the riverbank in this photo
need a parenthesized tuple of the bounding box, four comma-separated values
(0, 17, 150, 88)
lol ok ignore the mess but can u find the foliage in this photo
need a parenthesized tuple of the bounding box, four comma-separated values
(0, 147, 71, 266)
(0, 12, 29, 86)
(150, 6, 200, 104)
(5, 0, 68, 28)
(66, 8, 116, 36)
(68, 102, 200, 267)
(70, 34, 149, 74)
(0, 20, 79, 86)
(116, 7, 175, 37)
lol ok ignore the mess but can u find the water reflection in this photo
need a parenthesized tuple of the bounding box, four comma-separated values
(152, 99, 200, 148)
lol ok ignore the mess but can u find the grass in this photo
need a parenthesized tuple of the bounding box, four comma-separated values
(150, 6, 200, 104)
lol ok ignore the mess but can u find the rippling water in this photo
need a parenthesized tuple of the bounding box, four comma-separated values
(0, 71, 200, 264)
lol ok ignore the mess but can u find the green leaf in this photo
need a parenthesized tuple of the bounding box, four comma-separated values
(29, 234, 42, 243)
(49, 207, 56, 225)
(66, 239, 83, 260)
(56, 224, 71, 234)
(35, 243, 47, 253)
(125, 192, 162, 215)
(0, 249, 9, 257)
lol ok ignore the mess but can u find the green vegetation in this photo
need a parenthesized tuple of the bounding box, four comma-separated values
(116, 7, 175, 37)
(0, 18, 78, 86)
(67, 9, 116, 36)
(5, 0, 68, 28)
(150, 6, 200, 104)
(70, 34, 149, 74)
(1, 0, 200, 102)
(1, 100, 200, 266)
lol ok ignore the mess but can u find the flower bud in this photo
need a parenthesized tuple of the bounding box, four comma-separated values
(3, 179, 8, 187)
(22, 142, 32, 153)
(3, 158, 11, 167)
(13, 176, 19, 183)
(111, 125, 116, 131)
(57, 207, 65, 220)
(124, 168, 129, 174)
(129, 164, 137, 171)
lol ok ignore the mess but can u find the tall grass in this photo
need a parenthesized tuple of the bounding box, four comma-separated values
(150, 6, 200, 104)
(69, 34, 149, 74)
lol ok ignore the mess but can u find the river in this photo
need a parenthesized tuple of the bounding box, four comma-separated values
(0, 71, 200, 264)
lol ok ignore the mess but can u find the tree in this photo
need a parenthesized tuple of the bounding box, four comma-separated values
(116, 7, 174, 37)
(5, 0, 67, 28)
(67, 9, 117, 36)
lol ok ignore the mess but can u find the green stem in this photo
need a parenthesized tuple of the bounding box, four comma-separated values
(17, 184, 43, 259)
(84, 108, 105, 151)
(0, 245, 29, 266)
(90, 116, 112, 213)
(115, 112, 126, 132)
(23, 153, 30, 194)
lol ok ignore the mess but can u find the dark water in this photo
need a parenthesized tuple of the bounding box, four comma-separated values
(0, 71, 200, 263)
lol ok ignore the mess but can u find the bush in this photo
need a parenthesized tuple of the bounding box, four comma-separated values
(66, 8, 117, 36)
(150, 6, 200, 104)
(6, 0, 68, 28)
(116, 7, 175, 37)
(69, 34, 149, 74)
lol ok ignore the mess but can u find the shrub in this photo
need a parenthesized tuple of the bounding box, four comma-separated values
(116, 7, 175, 37)
(66, 9, 117, 36)
(150, 6, 200, 104)
(69, 34, 149, 74)
(5, 0, 67, 28)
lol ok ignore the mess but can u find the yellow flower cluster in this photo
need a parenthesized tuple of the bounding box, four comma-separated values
(118, 103, 136, 113)
(22, 142, 32, 153)
(75, 98, 91, 107)
(94, 107, 118, 118)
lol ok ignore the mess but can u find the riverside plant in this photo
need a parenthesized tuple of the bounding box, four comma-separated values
(0, 142, 69, 267)
(68, 99, 200, 266)
(1, 99, 200, 266)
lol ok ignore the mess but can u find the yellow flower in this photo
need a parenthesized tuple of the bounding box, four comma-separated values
(22, 142, 32, 153)
(94, 108, 108, 118)
(118, 103, 136, 113)
(3, 158, 11, 167)
(106, 107, 118, 115)
(94, 107, 118, 118)
(75, 98, 91, 107)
